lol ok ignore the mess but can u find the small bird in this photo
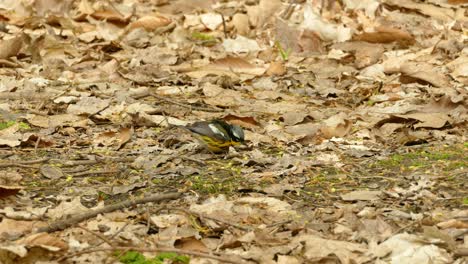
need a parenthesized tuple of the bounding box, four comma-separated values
(184, 119, 245, 153)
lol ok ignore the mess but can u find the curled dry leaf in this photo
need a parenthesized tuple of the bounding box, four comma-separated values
(394, 113, 449, 129)
(0, 123, 22, 147)
(209, 56, 266, 76)
(0, 34, 24, 60)
(0, 185, 23, 199)
(223, 114, 260, 129)
(94, 127, 133, 149)
(320, 113, 353, 139)
(91, 9, 131, 24)
(400, 62, 451, 88)
(354, 26, 415, 46)
(129, 15, 172, 31)
(19, 232, 68, 251)
(266, 61, 286, 76)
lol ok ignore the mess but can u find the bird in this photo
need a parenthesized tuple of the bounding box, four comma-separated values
(184, 119, 245, 153)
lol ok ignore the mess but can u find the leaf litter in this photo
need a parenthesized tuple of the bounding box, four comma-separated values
(0, 0, 467, 263)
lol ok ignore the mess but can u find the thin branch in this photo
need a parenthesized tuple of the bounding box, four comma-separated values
(151, 93, 224, 113)
(36, 192, 181, 233)
(71, 169, 119, 177)
(78, 225, 115, 247)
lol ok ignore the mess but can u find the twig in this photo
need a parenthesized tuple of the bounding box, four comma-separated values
(19, 158, 50, 164)
(78, 225, 115, 247)
(95, 222, 130, 247)
(217, 11, 227, 38)
(58, 246, 246, 264)
(181, 156, 206, 166)
(151, 93, 224, 113)
(0, 158, 49, 168)
(71, 170, 119, 177)
(0, 163, 40, 168)
(36, 192, 181, 233)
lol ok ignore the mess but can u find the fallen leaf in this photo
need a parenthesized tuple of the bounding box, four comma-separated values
(293, 233, 369, 264)
(400, 62, 451, 88)
(302, 4, 352, 42)
(67, 96, 111, 115)
(231, 13, 249, 36)
(40, 165, 64, 180)
(395, 113, 449, 129)
(354, 26, 415, 46)
(0, 34, 23, 60)
(200, 13, 223, 31)
(341, 190, 382, 201)
(222, 36, 262, 54)
(266, 61, 286, 76)
(19, 232, 68, 251)
(129, 15, 172, 31)
(370, 233, 453, 263)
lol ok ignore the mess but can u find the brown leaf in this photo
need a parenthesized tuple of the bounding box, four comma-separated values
(231, 13, 250, 36)
(116, 127, 133, 150)
(210, 57, 266, 76)
(20, 232, 68, 251)
(223, 114, 259, 129)
(341, 190, 382, 201)
(92, 10, 130, 23)
(266, 61, 286, 76)
(40, 165, 64, 180)
(0, 34, 23, 60)
(354, 26, 415, 46)
(395, 113, 449, 128)
(400, 62, 451, 88)
(0, 185, 23, 199)
(385, 0, 455, 22)
(129, 15, 172, 31)
(320, 114, 353, 139)
(67, 96, 111, 115)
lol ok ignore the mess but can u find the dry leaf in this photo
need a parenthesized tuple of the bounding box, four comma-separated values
(200, 13, 223, 31)
(0, 35, 23, 60)
(354, 26, 415, 46)
(341, 190, 382, 201)
(40, 165, 64, 180)
(232, 13, 250, 36)
(400, 62, 450, 88)
(20, 232, 68, 251)
(129, 15, 172, 31)
(266, 61, 286, 76)
(222, 36, 262, 53)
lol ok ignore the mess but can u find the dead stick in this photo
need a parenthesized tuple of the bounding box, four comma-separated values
(36, 192, 181, 233)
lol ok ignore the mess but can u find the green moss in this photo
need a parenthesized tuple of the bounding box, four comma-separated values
(119, 251, 189, 264)
(0, 121, 30, 130)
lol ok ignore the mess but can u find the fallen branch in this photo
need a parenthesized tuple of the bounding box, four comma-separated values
(36, 192, 181, 233)
(0, 158, 49, 168)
